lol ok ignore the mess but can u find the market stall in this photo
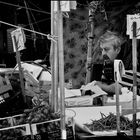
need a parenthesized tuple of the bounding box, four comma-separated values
(0, 0, 140, 140)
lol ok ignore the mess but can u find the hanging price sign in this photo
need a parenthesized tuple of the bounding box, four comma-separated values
(53, 1, 77, 11)
(126, 14, 140, 39)
(11, 27, 26, 52)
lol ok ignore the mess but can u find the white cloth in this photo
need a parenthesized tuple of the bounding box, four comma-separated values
(114, 59, 125, 82)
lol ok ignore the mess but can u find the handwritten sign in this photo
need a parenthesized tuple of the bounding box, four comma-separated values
(11, 28, 26, 52)
(127, 14, 140, 39)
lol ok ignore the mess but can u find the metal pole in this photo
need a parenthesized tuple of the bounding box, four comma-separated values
(50, 0, 55, 111)
(132, 21, 137, 140)
(57, 1, 66, 139)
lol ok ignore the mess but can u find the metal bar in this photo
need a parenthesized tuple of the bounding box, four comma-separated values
(132, 21, 137, 140)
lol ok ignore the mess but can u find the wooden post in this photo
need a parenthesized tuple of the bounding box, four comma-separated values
(115, 80, 120, 134)
(57, 1, 66, 139)
(11, 35, 26, 103)
(114, 60, 121, 134)
(86, 3, 95, 84)
(54, 5, 59, 113)
(50, 1, 59, 112)
(132, 21, 137, 139)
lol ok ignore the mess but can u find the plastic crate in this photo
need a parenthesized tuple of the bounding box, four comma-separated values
(31, 119, 74, 140)
(12, 114, 27, 126)
(0, 124, 31, 139)
(0, 116, 13, 128)
(0, 115, 75, 140)
(17, 132, 74, 140)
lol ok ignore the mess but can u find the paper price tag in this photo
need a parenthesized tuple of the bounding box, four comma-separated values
(31, 124, 38, 135)
(54, 1, 77, 12)
(126, 14, 140, 39)
(11, 28, 26, 52)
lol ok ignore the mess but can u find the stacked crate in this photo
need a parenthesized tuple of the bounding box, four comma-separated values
(0, 114, 74, 140)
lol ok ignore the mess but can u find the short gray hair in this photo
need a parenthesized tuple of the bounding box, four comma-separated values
(98, 30, 124, 50)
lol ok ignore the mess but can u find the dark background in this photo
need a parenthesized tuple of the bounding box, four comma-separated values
(0, 0, 139, 67)
(0, 0, 51, 67)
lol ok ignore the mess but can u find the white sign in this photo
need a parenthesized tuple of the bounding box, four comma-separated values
(127, 14, 140, 39)
(54, 1, 77, 12)
(114, 60, 125, 82)
(11, 28, 26, 52)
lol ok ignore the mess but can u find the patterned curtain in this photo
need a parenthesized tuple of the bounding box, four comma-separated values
(63, 7, 88, 88)
(63, 6, 109, 88)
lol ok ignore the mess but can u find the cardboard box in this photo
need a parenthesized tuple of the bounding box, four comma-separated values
(65, 95, 94, 107)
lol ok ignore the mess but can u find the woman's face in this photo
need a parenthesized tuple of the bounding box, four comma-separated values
(100, 41, 120, 62)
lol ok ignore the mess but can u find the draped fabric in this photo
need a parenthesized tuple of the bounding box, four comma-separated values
(63, 7, 110, 88)
(63, 8, 88, 88)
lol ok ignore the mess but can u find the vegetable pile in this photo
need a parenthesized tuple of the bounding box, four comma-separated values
(14, 104, 60, 125)
(84, 113, 140, 131)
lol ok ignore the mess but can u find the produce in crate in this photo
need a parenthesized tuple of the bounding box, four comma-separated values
(0, 118, 12, 129)
(0, 105, 61, 139)
(13, 104, 60, 125)
(31, 120, 74, 139)
(0, 124, 31, 140)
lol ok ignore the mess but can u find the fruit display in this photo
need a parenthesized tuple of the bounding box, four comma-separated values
(0, 71, 74, 139)
(0, 104, 74, 140)
(31, 119, 74, 140)
(13, 104, 60, 125)
(0, 124, 31, 140)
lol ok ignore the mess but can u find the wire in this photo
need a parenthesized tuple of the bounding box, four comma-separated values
(0, 20, 57, 43)
(12, 61, 51, 77)
(24, 61, 51, 73)
(25, 17, 51, 27)
(26, 1, 44, 40)
(28, 0, 43, 11)
(24, 0, 37, 49)
(0, 1, 51, 15)
(0, 1, 90, 24)
(77, 2, 89, 7)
